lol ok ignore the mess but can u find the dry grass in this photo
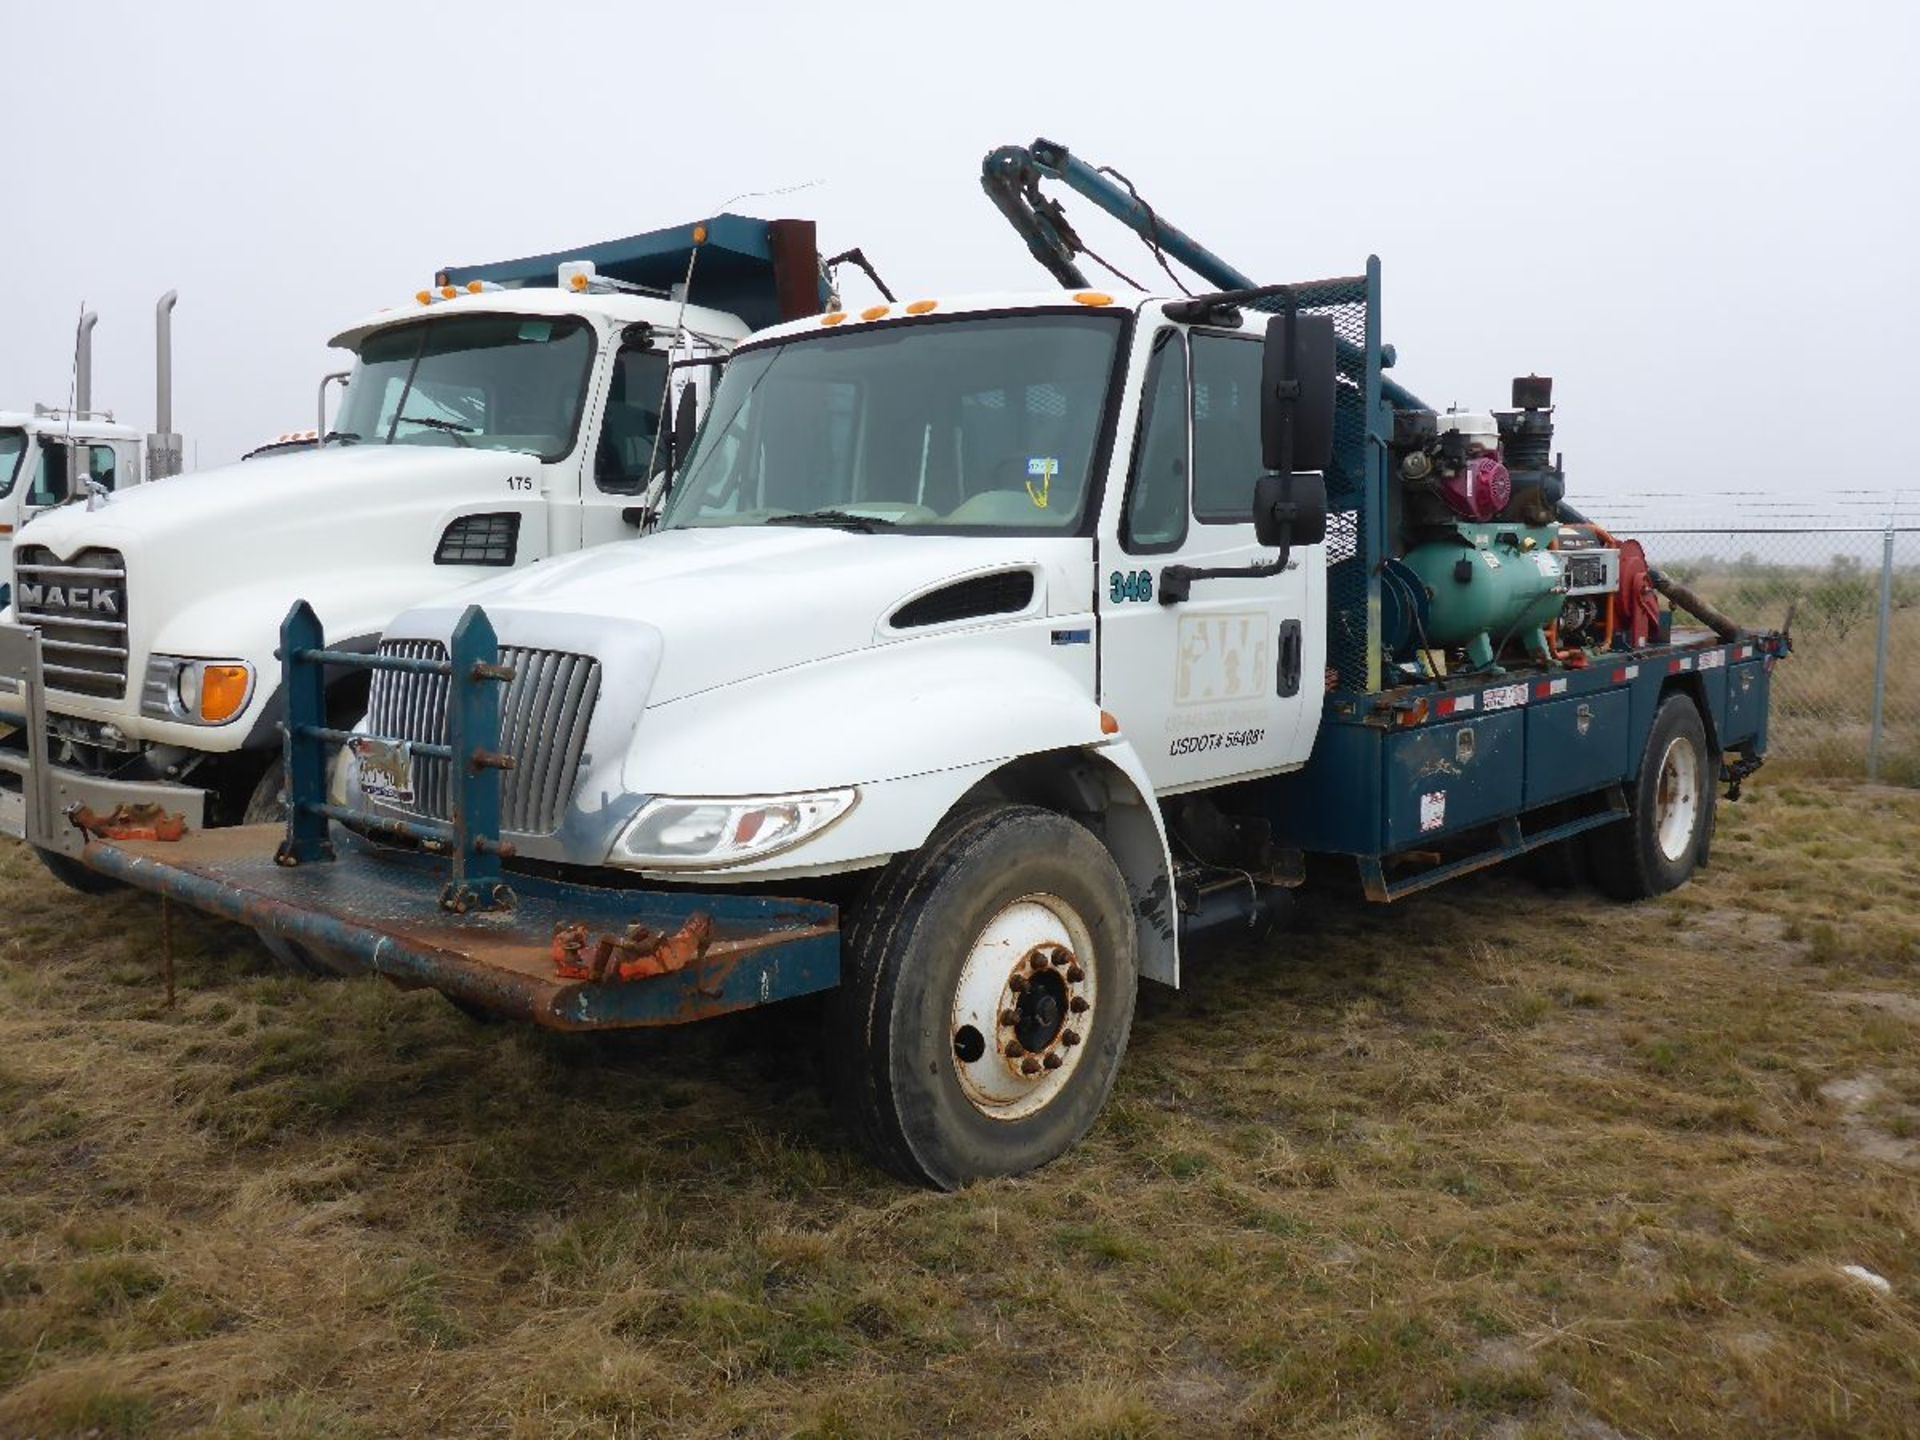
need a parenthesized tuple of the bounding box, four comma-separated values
(3, 779, 1919, 1437)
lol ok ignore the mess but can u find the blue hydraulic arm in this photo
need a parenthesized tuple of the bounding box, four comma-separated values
(981, 137, 1427, 412)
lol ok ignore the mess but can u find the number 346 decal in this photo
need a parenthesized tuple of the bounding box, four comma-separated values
(1108, 569, 1153, 604)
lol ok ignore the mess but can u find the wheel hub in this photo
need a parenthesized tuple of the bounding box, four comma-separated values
(1653, 734, 1701, 863)
(949, 895, 1097, 1121)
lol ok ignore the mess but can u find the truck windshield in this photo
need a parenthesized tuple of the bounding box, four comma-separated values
(661, 311, 1124, 534)
(0, 429, 23, 499)
(333, 314, 595, 462)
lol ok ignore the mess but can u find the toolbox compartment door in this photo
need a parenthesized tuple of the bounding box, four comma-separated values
(1382, 711, 1523, 851)
(1721, 659, 1767, 748)
(1524, 688, 1633, 808)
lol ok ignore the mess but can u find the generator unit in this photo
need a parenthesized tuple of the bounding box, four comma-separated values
(1381, 376, 1654, 675)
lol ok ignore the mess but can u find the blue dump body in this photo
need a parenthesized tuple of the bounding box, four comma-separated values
(438, 213, 825, 331)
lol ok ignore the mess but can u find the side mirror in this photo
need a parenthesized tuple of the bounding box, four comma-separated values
(670, 384, 699, 470)
(1253, 471, 1327, 550)
(1260, 312, 1336, 476)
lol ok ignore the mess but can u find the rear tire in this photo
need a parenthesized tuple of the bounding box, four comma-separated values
(831, 804, 1139, 1189)
(1588, 694, 1712, 900)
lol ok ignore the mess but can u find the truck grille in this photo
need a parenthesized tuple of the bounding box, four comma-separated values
(365, 639, 600, 835)
(13, 545, 130, 699)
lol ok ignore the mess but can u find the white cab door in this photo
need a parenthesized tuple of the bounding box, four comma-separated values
(579, 335, 718, 550)
(1098, 323, 1321, 793)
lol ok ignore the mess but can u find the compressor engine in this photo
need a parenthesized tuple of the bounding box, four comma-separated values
(1382, 376, 1655, 676)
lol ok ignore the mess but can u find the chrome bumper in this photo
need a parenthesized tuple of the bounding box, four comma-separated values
(0, 625, 208, 855)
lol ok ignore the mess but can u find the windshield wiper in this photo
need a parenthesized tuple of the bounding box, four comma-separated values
(764, 509, 899, 533)
(397, 415, 474, 446)
(324, 430, 361, 446)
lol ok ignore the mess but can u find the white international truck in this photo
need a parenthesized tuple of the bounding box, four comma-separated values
(10, 145, 1782, 1188)
(0, 217, 830, 889)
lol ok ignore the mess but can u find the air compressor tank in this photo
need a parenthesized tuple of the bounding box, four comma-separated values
(1399, 525, 1566, 671)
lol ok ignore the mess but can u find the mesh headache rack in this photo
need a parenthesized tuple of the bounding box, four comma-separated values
(275, 601, 517, 913)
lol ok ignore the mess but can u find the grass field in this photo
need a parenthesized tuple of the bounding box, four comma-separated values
(3, 776, 1918, 1438)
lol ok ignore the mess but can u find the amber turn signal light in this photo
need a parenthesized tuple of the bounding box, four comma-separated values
(199, 665, 251, 724)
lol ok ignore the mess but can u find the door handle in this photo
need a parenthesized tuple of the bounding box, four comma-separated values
(1276, 619, 1303, 698)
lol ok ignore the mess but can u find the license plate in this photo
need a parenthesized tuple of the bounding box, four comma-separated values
(348, 735, 415, 805)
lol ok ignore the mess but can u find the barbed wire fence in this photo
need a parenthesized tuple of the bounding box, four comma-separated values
(1602, 489, 1919, 786)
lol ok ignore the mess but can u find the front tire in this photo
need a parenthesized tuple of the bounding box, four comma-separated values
(33, 846, 124, 896)
(832, 805, 1139, 1189)
(1589, 694, 1712, 900)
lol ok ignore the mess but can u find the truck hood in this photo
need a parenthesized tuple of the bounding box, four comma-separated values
(389, 526, 1088, 706)
(15, 445, 534, 556)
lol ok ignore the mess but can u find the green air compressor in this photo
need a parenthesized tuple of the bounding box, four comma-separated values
(1397, 524, 1567, 671)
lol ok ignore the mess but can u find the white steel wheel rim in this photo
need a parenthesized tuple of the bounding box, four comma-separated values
(1653, 734, 1701, 862)
(949, 892, 1098, 1122)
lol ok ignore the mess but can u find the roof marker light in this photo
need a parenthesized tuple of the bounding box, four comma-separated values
(905, 299, 938, 315)
(415, 290, 432, 306)
(861, 305, 890, 322)
(692, 224, 708, 244)
(440, 286, 457, 300)
(466, 280, 484, 294)
(821, 312, 848, 326)
(1073, 291, 1113, 306)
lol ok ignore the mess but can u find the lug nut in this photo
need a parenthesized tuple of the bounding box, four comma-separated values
(1005, 1040, 1024, 1058)
(1000, 1009, 1018, 1027)
(1008, 973, 1029, 993)
(1069, 996, 1089, 1014)
(1042, 1052, 1063, 1070)
(1066, 964, 1085, 983)
(1021, 1056, 1042, 1076)
(1061, 1029, 1081, 1047)
(1030, 951, 1052, 971)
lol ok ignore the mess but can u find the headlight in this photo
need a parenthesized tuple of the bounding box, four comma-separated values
(140, 656, 255, 726)
(611, 788, 857, 869)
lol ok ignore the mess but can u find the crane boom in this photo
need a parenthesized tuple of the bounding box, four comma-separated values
(981, 137, 1428, 411)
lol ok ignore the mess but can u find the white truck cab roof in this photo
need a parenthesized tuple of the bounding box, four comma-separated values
(0, 410, 146, 443)
(330, 287, 753, 351)
(745, 288, 1136, 348)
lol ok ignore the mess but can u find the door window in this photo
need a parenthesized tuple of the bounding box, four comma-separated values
(1190, 333, 1264, 524)
(595, 343, 671, 494)
(0, 430, 25, 497)
(88, 445, 118, 492)
(1121, 329, 1190, 552)
(28, 444, 68, 507)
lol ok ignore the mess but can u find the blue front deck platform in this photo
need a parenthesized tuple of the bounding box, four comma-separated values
(84, 825, 839, 1030)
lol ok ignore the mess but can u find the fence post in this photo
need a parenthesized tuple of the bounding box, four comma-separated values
(1868, 525, 1895, 782)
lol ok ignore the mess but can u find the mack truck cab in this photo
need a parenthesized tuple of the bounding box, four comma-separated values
(0, 216, 828, 888)
(0, 409, 149, 601)
(0, 292, 192, 603)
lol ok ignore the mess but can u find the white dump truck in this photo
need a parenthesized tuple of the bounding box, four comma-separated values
(0, 217, 830, 888)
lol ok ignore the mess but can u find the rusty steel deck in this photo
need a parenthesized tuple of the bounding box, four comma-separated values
(84, 825, 840, 1029)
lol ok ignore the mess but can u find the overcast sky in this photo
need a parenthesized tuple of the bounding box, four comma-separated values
(3, 0, 1915, 529)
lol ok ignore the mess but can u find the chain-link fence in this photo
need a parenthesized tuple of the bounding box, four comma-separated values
(1628, 524, 1919, 786)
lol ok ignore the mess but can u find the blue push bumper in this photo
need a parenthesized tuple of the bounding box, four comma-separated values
(83, 824, 840, 1031)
